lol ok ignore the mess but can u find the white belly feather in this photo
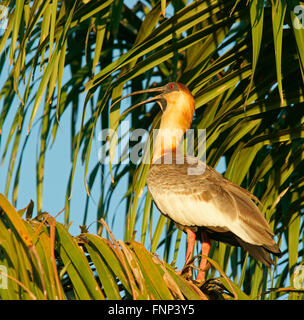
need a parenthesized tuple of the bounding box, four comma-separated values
(151, 190, 260, 245)
(152, 192, 228, 227)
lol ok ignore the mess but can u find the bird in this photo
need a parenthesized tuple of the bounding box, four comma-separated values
(112, 82, 282, 281)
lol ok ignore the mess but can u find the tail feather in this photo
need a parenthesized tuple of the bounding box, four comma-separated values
(236, 237, 282, 267)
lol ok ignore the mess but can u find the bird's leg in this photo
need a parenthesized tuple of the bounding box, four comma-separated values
(196, 231, 211, 282)
(185, 228, 196, 265)
(179, 228, 196, 278)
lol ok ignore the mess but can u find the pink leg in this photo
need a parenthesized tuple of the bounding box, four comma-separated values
(179, 228, 196, 278)
(184, 228, 196, 266)
(196, 231, 211, 282)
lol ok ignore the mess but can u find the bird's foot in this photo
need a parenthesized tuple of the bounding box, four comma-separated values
(195, 261, 211, 283)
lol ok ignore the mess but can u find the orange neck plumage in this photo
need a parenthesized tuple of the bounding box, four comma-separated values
(152, 90, 195, 164)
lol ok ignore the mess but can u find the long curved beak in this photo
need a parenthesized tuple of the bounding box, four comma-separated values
(110, 85, 167, 116)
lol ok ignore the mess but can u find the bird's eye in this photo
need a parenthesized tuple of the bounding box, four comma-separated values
(169, 84, 175, 90)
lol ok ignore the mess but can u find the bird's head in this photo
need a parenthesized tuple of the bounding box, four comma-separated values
(110, 82, 196, 163)
(110, 82, 195, 119)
